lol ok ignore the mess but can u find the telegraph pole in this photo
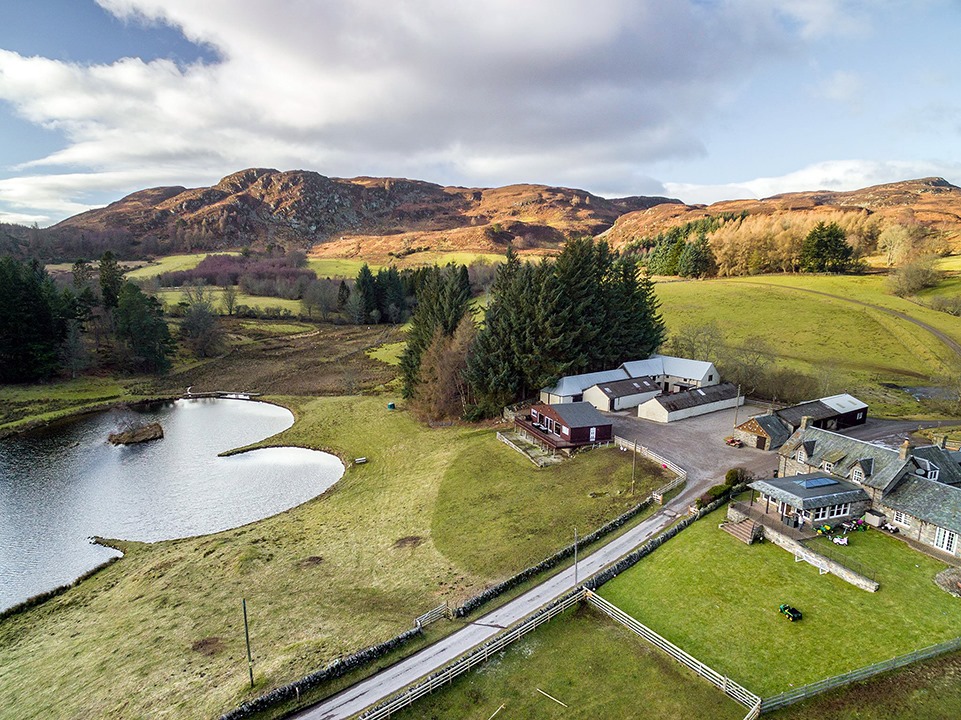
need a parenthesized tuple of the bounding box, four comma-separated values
(243, 598, 254, 689)
(573, 527, 578, 586)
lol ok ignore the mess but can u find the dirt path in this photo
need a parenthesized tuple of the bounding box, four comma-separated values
(737, 281, 961, 364)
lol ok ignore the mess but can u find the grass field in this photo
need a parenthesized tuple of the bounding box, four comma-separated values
(307, 257, 379, 278)
(0, 396, 671, 720)
(366, 340, 405, 366)
(389, 604, 746, 720)
(600, 515, 961, 697)
(655, 273, 961, 417)
(769, 648, 961, 719)
(124, 252, 242, 279)
(155, 287, 303, 314)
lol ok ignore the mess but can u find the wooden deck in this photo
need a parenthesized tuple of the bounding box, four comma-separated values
(729, 500, 820, 542)
(513, 417, 577, 450)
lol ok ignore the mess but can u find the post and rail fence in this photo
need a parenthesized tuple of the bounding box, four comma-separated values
(414, 602, 449, 630)
(614, 435, 687, 503)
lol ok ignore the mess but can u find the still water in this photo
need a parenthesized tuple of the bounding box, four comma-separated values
(0, 398, 343, 610)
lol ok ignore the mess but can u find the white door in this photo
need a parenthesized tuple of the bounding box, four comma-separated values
(589, 427, 596, 442)
(935, 526, 958, 554)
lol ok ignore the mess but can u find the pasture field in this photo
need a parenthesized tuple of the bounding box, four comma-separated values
(307, 257, 378, 278)
(655, 273, 961, 416)
(155, 287, 303, 314)
(388, 604, 745, 720)
(124, 252, 241, 279)
(0, 395, 671, 720)
(0, 376, 149, 432)
(600, 512, 961, 697)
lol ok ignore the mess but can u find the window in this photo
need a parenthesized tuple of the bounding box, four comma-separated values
(796, 449, 807, 463)
(857, 412, 864, 419)
(829, 503, 850, 518)
(708, 374, 714, 381)
(930, 467, 940, 481)
(893, 511, 910, 527)
(935, 526, 958, 554)
(851, 467, 864, 483)
(822, 461, 834, 472)
(812, 506, 829, 521)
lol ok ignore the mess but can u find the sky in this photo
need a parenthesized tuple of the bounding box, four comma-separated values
(0, 0, 959, 226)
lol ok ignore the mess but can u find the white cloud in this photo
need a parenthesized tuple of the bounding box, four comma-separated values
(665, 159, 961, 205)
(0, 1, 811, 223)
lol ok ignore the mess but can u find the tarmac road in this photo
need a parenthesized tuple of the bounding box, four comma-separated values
(290, 404, 942, 719)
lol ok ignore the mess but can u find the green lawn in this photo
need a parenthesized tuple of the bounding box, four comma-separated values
(389, 604, 745, 720)
(366, 340, 405, 366)
(433, 440, 672, 576)
(0, 376, 151, 432)
(600, 516, 961, 696)
(0, 398, 670, 719)
(307, 257, 379, 278)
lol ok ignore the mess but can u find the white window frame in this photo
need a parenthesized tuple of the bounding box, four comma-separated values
(822, 461, 834, 472)
(851, 467, 864, 483)
(893, 510, 910, 527)
(796, 448, 807, 463)
(935, 526, 958, 554)
(812, 506, 829, 521)
(829, 503, 850, 518)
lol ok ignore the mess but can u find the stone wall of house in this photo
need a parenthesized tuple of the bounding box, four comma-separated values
(779, 456, 813, 477)
(733, 428, 766, 450)
(875, 503, 961, 558)
(727, 505, 749, 523)
(761, 526, 880, 592)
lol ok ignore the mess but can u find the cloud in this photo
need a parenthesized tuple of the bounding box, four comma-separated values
(0, 0, 815, 223)
(665, 159, 961, 205)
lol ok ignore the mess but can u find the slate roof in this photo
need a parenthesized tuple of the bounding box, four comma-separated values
(883, 476, 961, 534)
(652, 382, 738, 413)
(910, 445, 961, 487)
(550, 401, 611, 429)
(745, 414, 792, 449)
(591, 376, 659, 399)
(750, 473, 870, 510)
(776, 400, 837, 428)
(780, 427, 908, 491)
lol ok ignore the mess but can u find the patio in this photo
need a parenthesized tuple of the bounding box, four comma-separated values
(729, 498, 820, 542)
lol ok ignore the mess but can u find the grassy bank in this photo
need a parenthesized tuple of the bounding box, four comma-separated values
(0, 397, 670, 719)
(388, 604, 745, 720)
(600, 516, 961, 696)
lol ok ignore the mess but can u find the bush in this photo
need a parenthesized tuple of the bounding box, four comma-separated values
(725, 467, 748, 486)
(888, 256, 942, 297)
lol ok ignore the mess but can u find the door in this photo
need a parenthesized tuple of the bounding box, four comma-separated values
(589, 426, 596, 442)
(755, 435, 766, 449)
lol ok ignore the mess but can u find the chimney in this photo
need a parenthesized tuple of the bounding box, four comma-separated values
(899, 439, 912, 461)
(940, 435, 948, 449)
(800, 416, 812, 430)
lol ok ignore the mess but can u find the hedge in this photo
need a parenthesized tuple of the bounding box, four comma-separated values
(218, 626, 422, 720)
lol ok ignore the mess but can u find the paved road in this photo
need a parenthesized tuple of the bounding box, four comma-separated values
(290, 404, 943, 719)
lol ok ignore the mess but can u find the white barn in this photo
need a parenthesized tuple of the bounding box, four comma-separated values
(637, 382, 743, 423)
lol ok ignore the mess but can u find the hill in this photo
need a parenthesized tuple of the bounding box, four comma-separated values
(47, 168, 679, 259)
(602, 177, 961, 251)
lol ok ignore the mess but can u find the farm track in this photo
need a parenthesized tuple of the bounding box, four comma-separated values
(737, 281, 961, 364)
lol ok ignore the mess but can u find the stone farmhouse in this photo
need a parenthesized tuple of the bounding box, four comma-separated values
(733, 393, 868, 450)
(749, 423, 961, 559)
(540, 355, 719, 410)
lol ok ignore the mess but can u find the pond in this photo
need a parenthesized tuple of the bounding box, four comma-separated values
(0, 398, 344, 611)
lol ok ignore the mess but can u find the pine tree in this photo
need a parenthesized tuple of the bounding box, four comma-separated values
(800, 221, 853, 273)
(677, 234, 718, 278)
(355, 264, 377, 322)
(98, 251, 124, 309)
(114, 282, 175, 373)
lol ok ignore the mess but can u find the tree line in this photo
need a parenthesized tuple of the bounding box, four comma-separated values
(400, 237, 666, 420)
(0, 253, 173, 383)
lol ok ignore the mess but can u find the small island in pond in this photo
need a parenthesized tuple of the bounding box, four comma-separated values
(108, 422, 164, 445)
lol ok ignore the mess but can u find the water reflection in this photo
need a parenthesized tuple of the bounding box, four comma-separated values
(0, 399, 343, 610)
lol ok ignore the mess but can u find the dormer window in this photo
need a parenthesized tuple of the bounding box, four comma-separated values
(796, 448, 807, 463)
(822, 461, 834, 473)
(851, 467, 864, 483)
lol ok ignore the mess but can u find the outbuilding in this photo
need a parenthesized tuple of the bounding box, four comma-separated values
(582, 376, 660, 412)
(636, 382, 743, 423)
(516, 402, 613, 449)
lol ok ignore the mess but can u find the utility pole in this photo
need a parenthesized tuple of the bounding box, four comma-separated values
(243, 598, 254, 689)
(573, 527, 578, 586)
(733, 384, 741, 428)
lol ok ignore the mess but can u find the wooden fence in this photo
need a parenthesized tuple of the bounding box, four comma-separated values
(583, 591, 761, 714)
(359, 590, 585, 719)
(614, 435, 687, 503)
(761, 635, 961, 712)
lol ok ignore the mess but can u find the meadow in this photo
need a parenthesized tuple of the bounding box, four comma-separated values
(0, 395, 671, 720)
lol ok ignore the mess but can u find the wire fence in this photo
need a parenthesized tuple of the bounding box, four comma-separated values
(761, 635, 961, 712)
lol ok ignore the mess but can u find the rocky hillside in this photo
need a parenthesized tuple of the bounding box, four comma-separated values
(602, 177, 961, 250)
(50, 168, 679, 258)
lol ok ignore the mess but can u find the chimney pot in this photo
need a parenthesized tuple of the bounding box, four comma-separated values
(899, 439, 912, 461)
